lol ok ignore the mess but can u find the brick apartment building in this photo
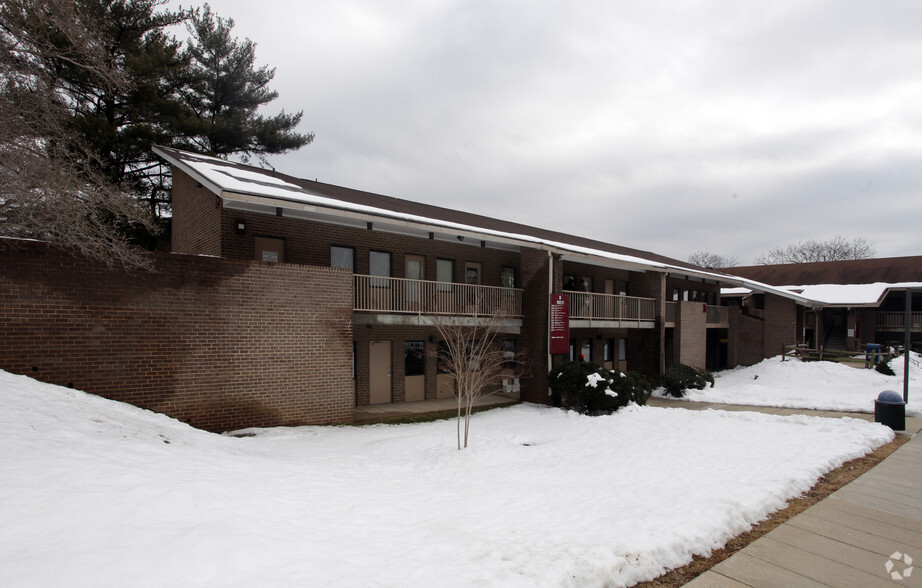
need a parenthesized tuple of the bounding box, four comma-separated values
(0, 146, 825, 431)
(728, 258, 922, 352)
(149, 147, 813, 419)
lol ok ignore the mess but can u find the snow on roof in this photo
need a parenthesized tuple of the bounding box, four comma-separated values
(723, 282, 922, 307)
(154, 146, 818, 307)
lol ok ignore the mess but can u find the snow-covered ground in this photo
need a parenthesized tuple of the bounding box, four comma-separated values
(0, 369, 895, 587)
(654, 353, 922, 417)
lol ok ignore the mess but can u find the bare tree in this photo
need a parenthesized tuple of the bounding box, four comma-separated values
(687, 250, 740, 269)
(0, 0, 158, 269)
(756, 236, 875, 265)
(431, 310, 522, 450)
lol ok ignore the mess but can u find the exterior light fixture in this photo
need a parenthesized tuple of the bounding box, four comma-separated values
(235, 219, 246, 234)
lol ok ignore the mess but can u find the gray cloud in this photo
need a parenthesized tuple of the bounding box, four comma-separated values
(183, 0, 922, 264)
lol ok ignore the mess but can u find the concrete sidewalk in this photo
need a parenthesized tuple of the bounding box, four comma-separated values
(658, 399, 922, 587)
(353, 393, 519, 424)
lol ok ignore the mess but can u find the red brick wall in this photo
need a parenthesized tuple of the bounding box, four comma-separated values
(215, 206, 521, 284)
(171, 169, 222, 256)
(629, 271, 666, 376)
(0, 240, 354, 432)
(675, 301, 708, 369)
(763, 294, 796, 359)
(729, 309, 766, 367)
(519, 248, 553, 403)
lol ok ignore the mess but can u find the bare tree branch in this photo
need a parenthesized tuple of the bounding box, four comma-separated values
(755, 236, 875, 265)
(0, 0, 158, 270)
(687, 250, 740, 269)
(430, 302, 523, 450)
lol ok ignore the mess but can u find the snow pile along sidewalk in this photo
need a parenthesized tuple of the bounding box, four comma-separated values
(0, 370, 894, 587)
(655, 353, 922, 417)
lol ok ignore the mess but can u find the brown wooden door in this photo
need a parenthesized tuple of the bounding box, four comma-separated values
(369, 341, 392, 404)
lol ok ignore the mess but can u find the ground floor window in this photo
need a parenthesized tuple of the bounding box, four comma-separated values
(604, 338, 615, 362)
(405, 341, 425, 376)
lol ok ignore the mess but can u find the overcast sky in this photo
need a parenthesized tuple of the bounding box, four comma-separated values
(182, 1, 922, 264)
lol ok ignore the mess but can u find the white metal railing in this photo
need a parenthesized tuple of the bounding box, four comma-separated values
(707, 305, 729, 324)
(564, 291, 655, 322)
(354, 275, 523, 317)
(877, 311, 922, 330)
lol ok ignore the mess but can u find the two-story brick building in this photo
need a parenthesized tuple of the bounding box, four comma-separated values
(154, 146, 816, 413)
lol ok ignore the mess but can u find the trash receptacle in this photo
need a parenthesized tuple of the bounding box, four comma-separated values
(865, 343, 882, 367)
(874, 390, 905, 431)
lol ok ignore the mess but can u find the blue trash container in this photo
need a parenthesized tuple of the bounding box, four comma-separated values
(874, 390, 905, 431)
(866, 343, 882, 366)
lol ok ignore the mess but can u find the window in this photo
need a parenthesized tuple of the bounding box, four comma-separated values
(581, 339, 592, 362)
(673, 288, 680, 301)
(502, 339, 517, 369)
(604, 338, 615, 362)
(464, 262, 481, 285)
(501, 266, 516, 289)
(564, 274, 577, 291)
(369, 251, 390, 287)
(404, 341, 425, 376)
(331, 246, 354, 271)
(437, 259, 453, 291)
(437, 341, 450, 374)
(618, 281, 628, 296)
(618, 338, 627, 362)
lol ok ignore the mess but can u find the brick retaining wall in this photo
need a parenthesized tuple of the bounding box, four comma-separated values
(0, 240, 354, 432)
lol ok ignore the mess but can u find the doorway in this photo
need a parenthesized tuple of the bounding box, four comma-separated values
(369, 341, 392, 404)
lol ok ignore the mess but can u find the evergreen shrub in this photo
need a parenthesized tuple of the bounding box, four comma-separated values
(875, 359, 896, 376)
(547, 361, 652, 415)
(661, 363, 714, 398)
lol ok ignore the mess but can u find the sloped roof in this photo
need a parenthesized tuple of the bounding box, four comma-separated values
(729, 257, 922, 286)
(153, 146, 818, 307)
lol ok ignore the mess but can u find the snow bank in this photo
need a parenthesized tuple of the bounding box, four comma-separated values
(656, 353, 922, 417)
(0, 370, 893, 587)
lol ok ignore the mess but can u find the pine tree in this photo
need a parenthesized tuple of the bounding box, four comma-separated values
(180, 4, 313, 161)
(59, 0, 190, 218)
(0, 0, 159, 269)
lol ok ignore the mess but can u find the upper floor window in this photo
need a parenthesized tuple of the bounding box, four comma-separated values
(370, 250, 391, 287)
(331, 246, 354, 271)
(465, 262, 481, 285)
(437, 259, 453, 291)
(501, 266, 516, 289)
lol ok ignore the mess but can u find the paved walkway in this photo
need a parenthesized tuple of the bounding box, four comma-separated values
(353, 393, 519, 424)
(651, 399, 922, 588)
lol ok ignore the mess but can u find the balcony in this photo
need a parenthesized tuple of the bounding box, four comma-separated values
(565, 291, 655, 328)
(877, 311, 922, 331)
(707, 305, 730, 327)
(354, 275, 523, 329)
(664, 302, 729, 327)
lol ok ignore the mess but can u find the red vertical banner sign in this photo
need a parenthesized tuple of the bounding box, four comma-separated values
(549, 294, 570, 355)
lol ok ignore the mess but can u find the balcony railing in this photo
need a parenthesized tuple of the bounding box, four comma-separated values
(565, 291, 655, 322)
(877, 311, 922, 330)
(355, 275, 523, 317)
